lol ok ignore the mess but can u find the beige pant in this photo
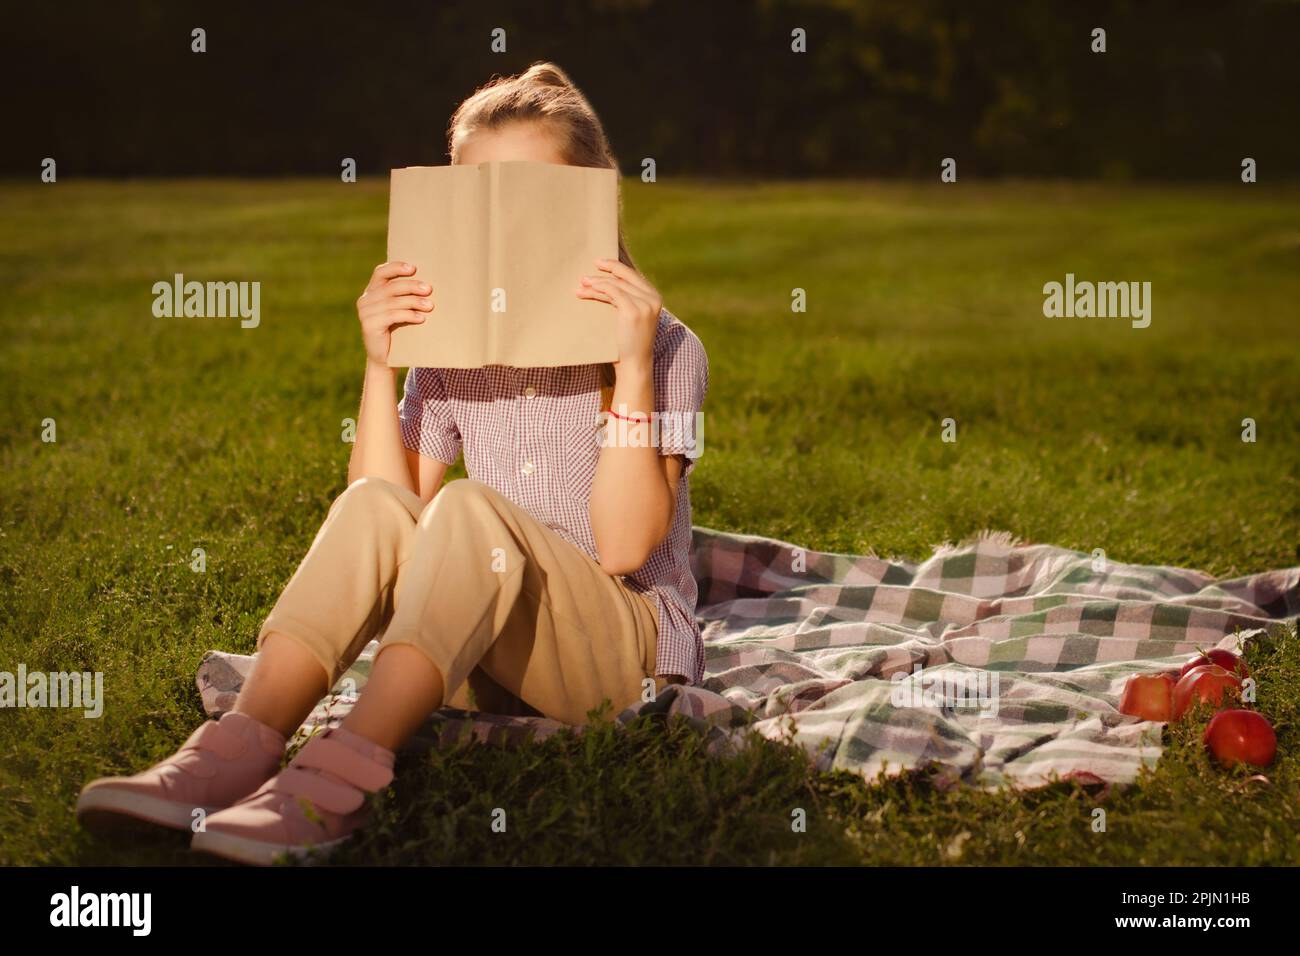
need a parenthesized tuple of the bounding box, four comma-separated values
(256, 477, 660, 726)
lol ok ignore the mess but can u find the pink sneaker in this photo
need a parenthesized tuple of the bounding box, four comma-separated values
(190, 726, 395, 866)
(77, 711, 286, 833)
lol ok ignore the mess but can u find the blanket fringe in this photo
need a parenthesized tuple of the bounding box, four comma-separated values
(933, 529, 1025, 557)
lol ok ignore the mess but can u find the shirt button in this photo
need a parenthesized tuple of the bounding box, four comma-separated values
(521, 461, 536, 476)
(523, 385, 536, 399)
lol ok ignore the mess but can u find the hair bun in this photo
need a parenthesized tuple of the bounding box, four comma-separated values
(521, 61, 573, 89)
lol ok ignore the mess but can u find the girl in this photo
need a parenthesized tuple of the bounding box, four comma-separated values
(75, 62, 709, 865)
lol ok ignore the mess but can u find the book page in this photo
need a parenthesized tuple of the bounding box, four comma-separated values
(386, 165, 487, 368)
(494, 161, 619, 366)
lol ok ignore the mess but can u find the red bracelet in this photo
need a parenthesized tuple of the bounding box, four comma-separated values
(607, 407, 651, 424)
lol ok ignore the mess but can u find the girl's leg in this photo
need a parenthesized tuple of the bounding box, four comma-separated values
(366, 477, 660, 730)
(341, 645, 443, 751)
(238, 475, 430, 726)
(193, 478, 659, 864)
(231, 633, 329, 737)
(77, 477, 426, 833)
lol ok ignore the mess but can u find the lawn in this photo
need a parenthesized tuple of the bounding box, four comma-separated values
(1, 177, 1297, 865)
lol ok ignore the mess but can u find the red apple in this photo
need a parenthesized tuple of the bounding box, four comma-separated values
(1178, 648, 1248, 681)
(1172, 665, 1242, 720)
(1203, 709, 1276, 769)
(1118, 673, 1176, 721)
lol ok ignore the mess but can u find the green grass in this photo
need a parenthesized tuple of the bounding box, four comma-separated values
(1, 178, 1297, 865)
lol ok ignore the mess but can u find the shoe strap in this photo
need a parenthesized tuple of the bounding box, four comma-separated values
(271, 767, 369, 815)
(292, 735, 395, 793)
(178, 720, 246, 761)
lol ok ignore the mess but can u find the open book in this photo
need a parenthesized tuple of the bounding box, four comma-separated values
(385, 161, 620, 368)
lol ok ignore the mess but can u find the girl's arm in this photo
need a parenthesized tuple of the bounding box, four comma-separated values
(579, 259, 681, 575)
(346, 261, 447, 500)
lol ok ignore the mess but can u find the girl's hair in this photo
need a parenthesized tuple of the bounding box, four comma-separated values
(448, 62, 634, 270)
(448, 61, 630, 407)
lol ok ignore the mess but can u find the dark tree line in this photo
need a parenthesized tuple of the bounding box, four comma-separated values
(6, 0, 1297, 179)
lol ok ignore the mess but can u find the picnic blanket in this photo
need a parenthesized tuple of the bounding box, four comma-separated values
(197, 528, 1300, 790)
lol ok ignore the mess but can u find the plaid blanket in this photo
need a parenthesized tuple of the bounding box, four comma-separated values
(197, 528, 1300, 789)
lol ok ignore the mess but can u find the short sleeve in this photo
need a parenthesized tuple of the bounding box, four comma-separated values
(397, 367, 462, 466)
(652, 312, 708, 478)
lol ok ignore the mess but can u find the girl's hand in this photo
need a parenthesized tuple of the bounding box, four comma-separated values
(575, 258, 662, 370)
(356, 261, 434, 367)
